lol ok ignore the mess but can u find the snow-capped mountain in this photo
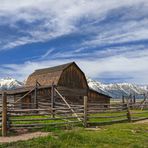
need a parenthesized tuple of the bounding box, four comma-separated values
(0, 77, 147, 99)
(0, 78, 24, 90)
(87, 78, 111, 96)
(87, 78, 148, 99)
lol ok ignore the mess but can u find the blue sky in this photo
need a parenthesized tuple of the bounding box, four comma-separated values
(0, 0, 148, 84)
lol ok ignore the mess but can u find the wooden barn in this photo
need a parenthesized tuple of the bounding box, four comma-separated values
(0, 62, 111, 108)
(26, 62, 110, 103)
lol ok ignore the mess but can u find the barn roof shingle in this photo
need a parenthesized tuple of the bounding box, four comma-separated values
(31, 62, 74, 76)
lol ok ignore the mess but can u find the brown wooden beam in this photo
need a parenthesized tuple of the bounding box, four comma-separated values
(2, 92, 7, 136)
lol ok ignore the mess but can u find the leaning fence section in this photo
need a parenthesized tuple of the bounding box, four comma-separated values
(7, 102, 83, 130)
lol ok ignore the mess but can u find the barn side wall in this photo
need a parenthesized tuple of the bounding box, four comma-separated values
(88, 90, 110, 104)
(57, 64, 88, 104)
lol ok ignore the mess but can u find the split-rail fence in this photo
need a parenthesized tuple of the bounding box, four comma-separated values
(0, 87, 147, 137)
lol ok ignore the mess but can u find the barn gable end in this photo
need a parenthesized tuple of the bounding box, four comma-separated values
(26, 62, 88, 90)
(58, 62, 88, 89)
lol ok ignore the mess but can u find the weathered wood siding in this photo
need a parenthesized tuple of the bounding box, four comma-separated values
(58, 64, 88, 89)
(88, 90, 110, 104)
(37, 88, 51, 109)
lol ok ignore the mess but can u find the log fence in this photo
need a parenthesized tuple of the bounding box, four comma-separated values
(0, 90, 147, 136)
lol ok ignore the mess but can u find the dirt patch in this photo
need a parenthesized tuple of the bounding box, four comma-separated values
(0, 132, 50, 143)
(85, 127, 101, 131)
(133, 119, 148, 124)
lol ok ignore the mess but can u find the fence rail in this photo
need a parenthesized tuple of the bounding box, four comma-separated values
(0, 91, 148, 137)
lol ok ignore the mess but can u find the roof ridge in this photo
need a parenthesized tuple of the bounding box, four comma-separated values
(31, 62, 75, 76)
(35, 62, 74, 72)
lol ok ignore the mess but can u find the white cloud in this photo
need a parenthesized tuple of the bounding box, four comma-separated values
(1, 48, 148, 84)
(79, 19, 148, 50)
(0, 0, 148, 85)
(0, 0, 148, 50)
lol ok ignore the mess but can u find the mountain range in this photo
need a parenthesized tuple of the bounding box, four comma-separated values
(87, 78, 148, 99)
(0, 77, 147, 99)
(0, 78, 23, 90)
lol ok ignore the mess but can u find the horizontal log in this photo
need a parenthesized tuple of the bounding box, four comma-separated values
(129, 102, 148, 105)
(38, 104, 50, 109)
(38, 102, 51, 106)
(88, 103, 124, 106)
(87, 114, 126, 119)
(54, 107, 83, 111)
(9, 113, 52, 117)
(55, 102, 83, 107)
(131, 111, 148, 114)
(54, 105, 83, 109)
(87, 119, 128, 124)
(87, 110, 127, 114)
(87, 109, 127, 112)
(9, 103, 37, 105)
(131, 117, 148, 121)
(55, 110, 83, 114)
(87, 107, 127, 110)
(9, 105, 37, 108)
(8, 108, 51, 112)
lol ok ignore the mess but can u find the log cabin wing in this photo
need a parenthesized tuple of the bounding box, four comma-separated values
(88, 89, 111, 104)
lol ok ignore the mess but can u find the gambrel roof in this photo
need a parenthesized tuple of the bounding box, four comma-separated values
(26, 62, 88, 87)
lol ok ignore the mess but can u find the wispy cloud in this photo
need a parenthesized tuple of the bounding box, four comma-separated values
(1, 48, 148, 84)
(0, 0, 148, 85)
(0, 0, 148, 50)
(41, 48, 55, 59)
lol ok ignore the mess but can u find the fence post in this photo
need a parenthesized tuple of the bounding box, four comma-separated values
(84, 96, 88, 127)
(2, 92, 7, 136)
(51, 84, 55, 118)
(133, 94, 136, 104)
(122, 95, 125, 104)
(126, 103, 132, 122)
(34, 81, 38, 109)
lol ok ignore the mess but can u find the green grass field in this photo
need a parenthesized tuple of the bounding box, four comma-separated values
(8, 109, 147, 127)
(0, 108, 147, 147)
(1, 122, 148, 148)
